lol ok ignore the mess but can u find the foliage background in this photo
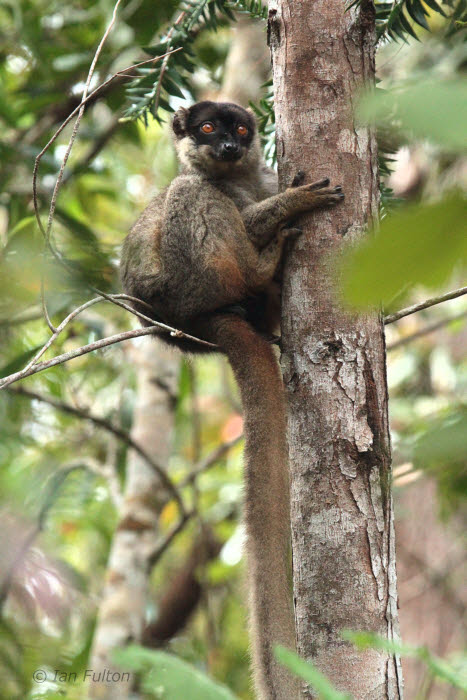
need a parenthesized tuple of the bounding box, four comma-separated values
(0, 0, 465, 698)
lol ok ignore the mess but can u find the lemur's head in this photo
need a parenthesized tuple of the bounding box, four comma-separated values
(172, 101, 258, 173)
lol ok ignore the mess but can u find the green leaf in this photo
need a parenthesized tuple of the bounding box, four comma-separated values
(343, 632, 467, 690)
(357, 78, 467, 151)
(7, 216, 37, 237)
(163, 76, 185, 99)
(413, 408, 467, 516)
(405, 0, 429, 30)
(112, 646, 238, 700)
(340, 193, 467, 309)
(415, 410, 467, 467)
(0, 345, 44, 377)
(422, 0, 446, 16)
(274, 646, 352, 700)
(397, 9, 420, 39)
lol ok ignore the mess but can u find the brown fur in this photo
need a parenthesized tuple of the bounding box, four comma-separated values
(120, 101, 344, 699)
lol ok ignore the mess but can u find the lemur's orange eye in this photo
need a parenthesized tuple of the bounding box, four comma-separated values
(237, 125, 248, 136)
(201, 122, 214, 134)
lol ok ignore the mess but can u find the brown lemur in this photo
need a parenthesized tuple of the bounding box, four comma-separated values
(120, 101, 344, 700)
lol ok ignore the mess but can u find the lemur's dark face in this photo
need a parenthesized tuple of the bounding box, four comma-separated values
(173, 101, 256, 163)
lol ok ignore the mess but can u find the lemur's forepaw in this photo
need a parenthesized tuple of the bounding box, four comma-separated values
(316, 185, 345, 205)
(290, 170, 306, 188)
(297, 180, 345, 206)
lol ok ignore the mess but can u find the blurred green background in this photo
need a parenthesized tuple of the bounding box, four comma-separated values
(0, 1, 465, 698)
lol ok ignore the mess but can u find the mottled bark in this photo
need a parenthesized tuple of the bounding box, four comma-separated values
(269, 1, 403, 697)
(89, 340, 179, 699)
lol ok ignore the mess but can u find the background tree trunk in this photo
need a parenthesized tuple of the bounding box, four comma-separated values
(89, 340, 180, 699)
(269, 1, 404, 697)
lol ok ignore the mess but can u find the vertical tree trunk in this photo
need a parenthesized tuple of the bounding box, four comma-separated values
(89, 340, 179, 699)
(269, 1, 403, 697)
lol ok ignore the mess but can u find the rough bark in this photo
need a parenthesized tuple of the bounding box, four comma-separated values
(88, 340, 179, 699)
(269, 1, 403, 697)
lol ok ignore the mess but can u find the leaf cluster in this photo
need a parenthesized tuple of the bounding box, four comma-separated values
(347, 0, 464, 43)
(124, 0, 266, 124)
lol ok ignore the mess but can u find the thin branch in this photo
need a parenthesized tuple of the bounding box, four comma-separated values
(148, 510, 195, 568)
(31, 47, 182, 253)
(36, 0, 124, 331)
(6, 385, 185, 513)
(384, 286, 467, 325)
(45, 0, 122, 240)
(76, 456, 123, 510)
(387, 310, 467, 351)
(61, 118, 120, 184)
(19, 293, 215, 377)
(151, 11, 186, 118)
(0, 326, 160, 388)
(31, 49, 182, 306)
(180, 435, 243, 488)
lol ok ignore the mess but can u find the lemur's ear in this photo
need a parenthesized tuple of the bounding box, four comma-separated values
(172, 107, 189, 139)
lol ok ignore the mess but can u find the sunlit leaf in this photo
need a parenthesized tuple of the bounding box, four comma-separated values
(344, 632, 467, 690)
(357, 79, 467, 150)
(112, 646, 238, 700)
(275, 646, 352, 700)
(340, 193, 467, 309)
(0, 345, 43, 377)
(413, 408, 467, 516)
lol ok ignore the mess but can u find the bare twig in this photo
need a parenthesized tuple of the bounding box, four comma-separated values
(62, 119, 120, 184)
(31, 46, 182, 329)
(18, 293, 214, 377)
(76, 457, 123, 510)
(148, 510, 195, 568)
(31, 47, 181, 253)
(180, 435, 243, 488)
(151, 12, 185, 118)
(6, 384, 185, 513)
(387, 311, 467, 351)
(36, 0, 124, 331)
(0, 326, 159, 388)
(384, 286, 467, 325)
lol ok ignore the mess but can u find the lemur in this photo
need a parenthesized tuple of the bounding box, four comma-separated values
(120, 101, 344, 700)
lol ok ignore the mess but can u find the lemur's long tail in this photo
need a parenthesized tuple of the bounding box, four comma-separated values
(200, 313, 299, 700)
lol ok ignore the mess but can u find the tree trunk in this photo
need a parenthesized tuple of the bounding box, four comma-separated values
(89, 340, 180, 699)
(269, 1, 404, 697)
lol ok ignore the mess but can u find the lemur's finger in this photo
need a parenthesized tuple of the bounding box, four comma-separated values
(306, 177, 331, 191)
(290, 170, 305, 188)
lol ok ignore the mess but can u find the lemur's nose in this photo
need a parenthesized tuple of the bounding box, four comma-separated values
(222, 142, 240, 155)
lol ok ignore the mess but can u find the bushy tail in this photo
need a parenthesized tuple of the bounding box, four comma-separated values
(200, 314, 299, 700)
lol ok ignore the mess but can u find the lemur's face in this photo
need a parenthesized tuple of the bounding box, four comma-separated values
(173, 101, 256, 167)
